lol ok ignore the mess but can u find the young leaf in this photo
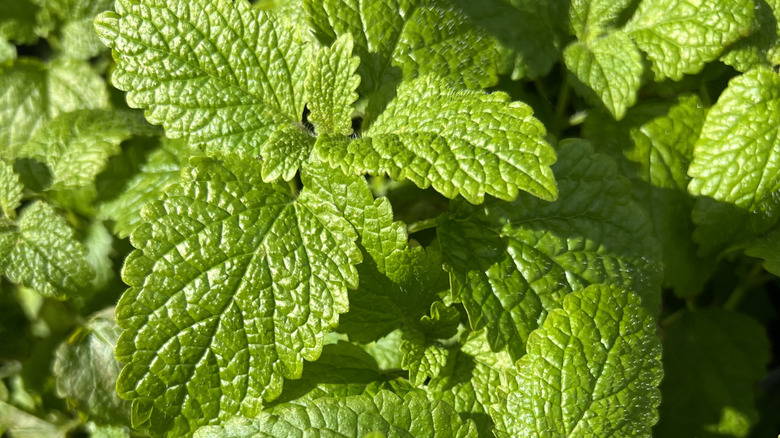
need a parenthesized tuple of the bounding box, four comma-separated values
(427, 330, 514, 437)
(53, 308, 130, 426)
(400, 302, 460, 387)
(95, 0, 311, 157)
(491, 285, 663, 438)
(0, 58, 109, 156)
(0, 160, 23, 219)
(564, 30, 644, 120)
(194, 390, 477, 438)
(689, 67, 780, 254)
(584, 95, 713, 297)
(18, 110, 154, 190)
(317, 74, 558, 204)
(115, 155, 362, 436)
(625, 0, 754, 80)
(439, 140, 662, 359)
(304, 0, 500, 125)
(0, 201, 94, 298)
(656, 309, 770, 437)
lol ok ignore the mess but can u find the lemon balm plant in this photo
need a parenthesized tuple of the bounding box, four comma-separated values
(1, 0, 779, 436)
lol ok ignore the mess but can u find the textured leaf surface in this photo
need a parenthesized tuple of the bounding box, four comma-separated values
(625, 0, 754, 80)
(0, 160, 23, 219)
(40, 0, 115, 59)
(400, 302, 460, 386)
(305, 34, 360, 136)
(439, 140, 662, 359)
(99, 138, 191, 238)
(53, 308, 130, 426)
(584, 95, 712, 297)
(195, 390, 477, 438)
(271, 341, 412, 406)
(304, 0, 500, 125)
(656, 309, 769, 437)
(569, 0, 634, 40)
(318, 75, 557, 204)
(0, 58, 109, 156)
(427, 330, 513, 437)
(721, 0, 780, 71)
(491, 285, 663, 438)
(0, 201, 94, 298)
(689, 68, 780, 253)
(96, 0, 310, 157)
(115, 155, 361, 436)
(564, 31, 644, 120)
(19, 110, 153, 190)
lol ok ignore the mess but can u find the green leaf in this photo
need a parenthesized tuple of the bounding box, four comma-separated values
(564, 31, 644, 120)
(584, 95, 713, 297)
(0, 38, 15, 64)
(305, 34, 361, 136)
(721, 0, 780, 71)
(569, 0, 634, 40)
(689, 67, 780, 254)
(39, 0, 116, 60)
(53, 307, 130, 426)
(115, 155, 362, 436)
(400, 302, 460, 386)
(439, 140, 662, 359)
(18, 110, 153, 190)
(491, 285, 663, 438)
(745, 229, 780, 276)
(448, 0, 567, 80)
(656, 309, 770, 437)
(0, 58, 109, 157)
(0, 201, 94, 298)
(304, 0, 501, 125)
(98, 138, 192, 238)
(625, 0, 754, 81)
(0, 159, 23, 219)
(272, 341, 410, 406)
(317, 74, 557, 204)
(95, 0, 311, 157)
(0, 400, 72, 438)
(194, 390, 477, 438)
(0, 0, 51, 45)
(427, 330, 513, 437)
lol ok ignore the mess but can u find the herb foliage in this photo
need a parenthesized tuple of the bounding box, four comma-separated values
(1, 0, 779, 437)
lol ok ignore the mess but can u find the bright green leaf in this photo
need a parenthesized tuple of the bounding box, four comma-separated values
(564, 31, 644, 120)
(317, 74, 557, 204)
(656, 309, 769, 437)
(95, 0, 310, 157)
(439, 140, 662, 359)
(721, 0, 780, 71)
(689, 67, 780, 254)
(53, 307, 130, 426)
(305, 34, 360, 136)
(0, 58, 109, 157)
(0, 201, 94, 298)
(39, 0, 115, 59)
(625, 0, 754, 80)
(194, 390, 477, 438)
(115, 155, 361, 436)
(491, 285, 663, 438)
(0, 160, 23, 219)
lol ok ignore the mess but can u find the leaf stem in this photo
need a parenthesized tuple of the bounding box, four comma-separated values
(553, 79, 571, 137)
(699, 84, 712, 107)
(287, 178, 300, 196)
